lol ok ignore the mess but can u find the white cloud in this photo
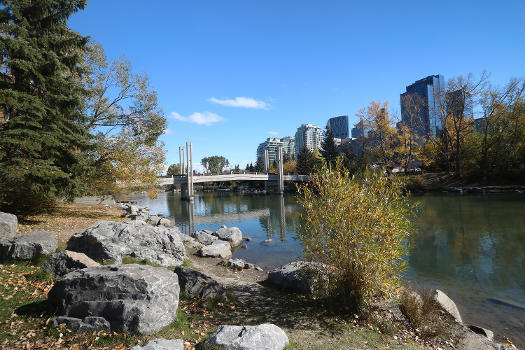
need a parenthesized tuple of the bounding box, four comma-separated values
(208, 96, 268, 109)
(164, 128, 173, 135)
(171, 111, 224, 126)
(268, 130, 279, 135)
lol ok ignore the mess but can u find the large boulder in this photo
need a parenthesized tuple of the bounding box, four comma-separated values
(0, 231, 57, 261)
(174, 266, 226, 300)
(42, 250, 100, 277)
(48, 264, 179, 334)
(204, 323, 289, 350)
(267, 261, 322, 294)
(214, 225, 243, 247)
(199, 240, 232, 259)
(433, 289, 463, 323)
(66, 221, 185, 266)
(53, 316, 110, 333)
(194, 230, 218, 245)
(0, 211, 17, 240)
(131, 339, 184, 350)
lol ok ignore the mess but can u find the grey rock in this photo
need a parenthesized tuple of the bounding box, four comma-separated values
(174, 266, 226, 300)
(42, 250, 100, 277)
(434, 289, 463, 323)
(468, 325, 494, 341)
(0, 231, 57, 261)
(53, 316, 110, 333)
(146, 215, 161, 226)
(74, 196, 116, 206)
(186, 239, 204, 250)
(214, 225, 243, 246)
(158, 218, 171, 227)
(255, 266, 263, 272)
(199, 240, 232, 259)
(457, 328, 509, 350)
(267, 261, 324, 294)
(0, 211, 17, 240)
(178, 233, 203, 250)
(131, 338, 184, 350)
(66, 221, 185, 266)
(204, 323, 289, 350)
(48, 264, 179, 334)
(221, 258, 249, 271)
(194, 230, 218, 245)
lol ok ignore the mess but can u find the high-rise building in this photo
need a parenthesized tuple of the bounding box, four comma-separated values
(400, 74, 445, 137)
(256, 138, 283, 165)
(294, 124, 323, 156)
(281, 136, 295, 159)
(256, 136, 296, 164)
(351, 120, 373, 138)
(327, 115, 349, 139)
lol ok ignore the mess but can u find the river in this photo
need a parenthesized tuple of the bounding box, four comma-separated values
(133, 191, 524, 347)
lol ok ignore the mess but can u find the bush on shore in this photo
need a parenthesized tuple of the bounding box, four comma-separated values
(297, 160, 416, 312)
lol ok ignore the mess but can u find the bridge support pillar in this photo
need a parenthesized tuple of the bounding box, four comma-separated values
(264, 149, 269, 192)
(181, 141, 194, 201)
(277, 145, 284, 194)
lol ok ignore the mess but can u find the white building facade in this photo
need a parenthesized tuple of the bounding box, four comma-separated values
(294, 123, 323, 156)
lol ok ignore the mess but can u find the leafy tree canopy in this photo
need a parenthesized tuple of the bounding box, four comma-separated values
(202, 156, 229, 174)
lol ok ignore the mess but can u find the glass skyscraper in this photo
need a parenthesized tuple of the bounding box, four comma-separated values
(400, 74, 445, 137)
(327, 115, 349, 139)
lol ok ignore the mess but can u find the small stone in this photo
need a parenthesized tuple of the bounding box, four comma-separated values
(130, 338, 184, 350)
(264, 239, 272, 244)
(204, 323, 289, 350)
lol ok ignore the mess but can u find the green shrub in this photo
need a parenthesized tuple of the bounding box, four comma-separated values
(297, 160, 416, 312)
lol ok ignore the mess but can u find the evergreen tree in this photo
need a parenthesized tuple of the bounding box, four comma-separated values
(297, 147, 314, 175)
(0, 0, 90, 215)
(255, 156, 265, 172)
(342, 148, 360, 175)
(320, 126, 339, 167)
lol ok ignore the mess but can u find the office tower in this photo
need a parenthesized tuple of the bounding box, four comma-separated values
(351, 119, 373, 138)
(400, 74, 445, 137)
(294, 124, 323, 156)
(327, 115, 349, 139)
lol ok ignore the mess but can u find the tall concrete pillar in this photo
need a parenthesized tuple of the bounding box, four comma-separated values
(264, 149, 269, 192)
(189, 141, 194, 199)
(277, 145, 284, 194)
(181, 142, 194, 201)
(264, 149, 269, 173)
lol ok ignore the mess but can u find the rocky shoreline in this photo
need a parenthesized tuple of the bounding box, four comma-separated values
(0, 204, 520, 350)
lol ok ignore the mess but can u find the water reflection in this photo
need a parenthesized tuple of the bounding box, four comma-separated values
(135, 191, 524, 347)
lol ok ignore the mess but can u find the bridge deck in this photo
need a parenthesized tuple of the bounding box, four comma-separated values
(158, 173, 308, 186)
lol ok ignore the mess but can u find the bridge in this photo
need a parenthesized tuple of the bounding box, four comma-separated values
(158, 173, 308, 186)
(164, 141, 309, 200)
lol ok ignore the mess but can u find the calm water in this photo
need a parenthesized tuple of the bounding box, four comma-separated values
(134, 191, 525, 346)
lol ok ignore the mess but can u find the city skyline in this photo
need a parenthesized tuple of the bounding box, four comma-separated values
(68, 1, 524, 171)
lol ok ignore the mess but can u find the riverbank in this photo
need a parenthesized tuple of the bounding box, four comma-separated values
(1, 202, 520, 349)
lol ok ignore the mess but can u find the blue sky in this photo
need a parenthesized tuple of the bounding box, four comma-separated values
(69, 0, 524, 171)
